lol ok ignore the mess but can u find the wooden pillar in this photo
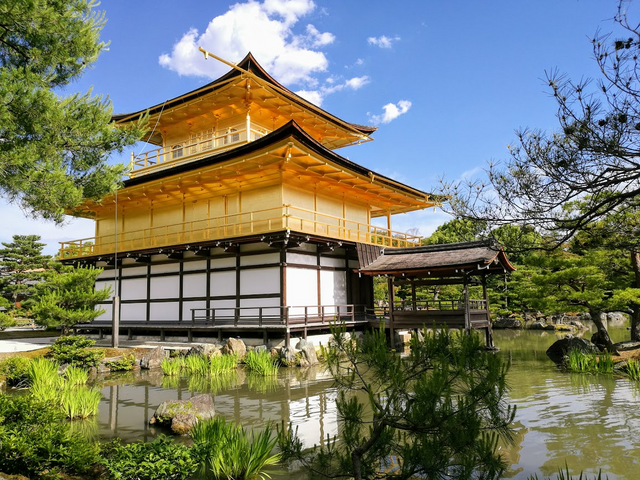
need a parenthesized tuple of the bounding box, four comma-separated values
(411, 281, 417, 310)
(482, 275, 495, 348)
(463, 275, 471, 334)
(387, 276, 395, 346)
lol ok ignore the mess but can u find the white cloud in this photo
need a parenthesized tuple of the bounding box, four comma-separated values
(367, 35, 400, 49)
(0, 201, 95, 257)
(159, 0, 335, 87)
(369, 100, 412, 124)
(296, 75, 370, 106)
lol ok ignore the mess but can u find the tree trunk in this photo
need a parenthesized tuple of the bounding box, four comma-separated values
(630, 251, 640, 341)
(589, 307, 616, 352)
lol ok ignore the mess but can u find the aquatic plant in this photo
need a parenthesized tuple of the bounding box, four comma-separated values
(527, 464, 607, 479)
(567, 348, 614, 374)
(184, 354, 209, 376)
(161, 356, 184, 376)
(625, 358, 640, 381)
(64, 365, 89, 386)
(28, 357, 62, 404)
(191, 417, 281, 480)
(208, 353, 238, 375)
(61, 385, 102, 419)
(244, 350, 279, 376)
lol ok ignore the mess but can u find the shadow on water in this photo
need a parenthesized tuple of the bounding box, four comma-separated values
(90, 320, 640, 479)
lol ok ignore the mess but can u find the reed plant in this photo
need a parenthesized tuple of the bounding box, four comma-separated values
(28, 357, 62, 404)
(527, 464, 607, 479)
(191, 417, 280, 480)
(64, 366, 89, 386)
(61, 385, 102, 419)
(161, 356, 184, 376)
(184, 354, 209, 376)
(567, 348, 614, 374)
(244, 350, 279, 376)
(208, 353, 238, 375)
(626, 358, 640, 381)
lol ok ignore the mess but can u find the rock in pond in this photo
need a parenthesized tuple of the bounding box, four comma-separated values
(299, 342, 319, 367)
(149, 393, 215, 435)
(140, 346, 165, 369)
(222, 337, 247, 359)
(493, 317, 524, 329)
(546, 335, 599, 364)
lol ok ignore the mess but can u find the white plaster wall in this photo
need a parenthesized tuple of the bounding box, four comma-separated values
(183, 273, 207, 298)
(287, 252, 316, 266)
(240, 267, 279, 295)
(96, 279, 116, 296)
(286, 267, 318, 315)
(210, 257, 236, 269)
(121, 266, 147, 277)
(210, 271, 236, 296)
(121, 303, 147, 321)
(183, 260, 207, 271)
(120, 278, 147, 301)
(209, 299, 237, 321)
(240, 252, 279, 266)
(149, 302, 179, 321)
(97, 269, 116, 280)
(320, 270, 347, 313)
(150, 276, 180, 299)
(182, 300, 207, 321)
(95, 303, 112, 321)
(320, 256, 344, 268)
(150, 263, 180, 274)
(239, 297, 280, 318)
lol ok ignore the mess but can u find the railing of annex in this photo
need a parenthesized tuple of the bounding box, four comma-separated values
(190, 304, 368, 327)
(129, 123, 269, 178)
(58, 205, 422, 259)
(371, 299, 488, 316)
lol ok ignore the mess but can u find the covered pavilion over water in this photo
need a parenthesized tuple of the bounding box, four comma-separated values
(357, 239, 516, 348)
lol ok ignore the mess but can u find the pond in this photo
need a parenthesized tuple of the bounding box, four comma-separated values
(86, 323, 640, 479)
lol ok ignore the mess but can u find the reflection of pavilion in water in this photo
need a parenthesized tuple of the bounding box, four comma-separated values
(97, 367, 338, 447)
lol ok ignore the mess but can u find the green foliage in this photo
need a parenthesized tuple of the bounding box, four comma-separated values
(0, 311, 17, 330)
(64, 365, 89, 386)
(0, 356, 31, 387)
(528, 465, 607, 479)
(244, 350, 279, 376)
(0, 0, 145, 221)
(100, 436, 199, 480)
(209, 353, 239, 374)
(60, 385, 102, 419)
(422, 218, 486, 245)
(626, 359, 640, 381)
(566, 349, 614, 374)
(184, 354, 209, 375)
(191, 417, 281, 480)
(0, 235, 52, 306)
(33, 266, 111, 333)
(162, 356, 184, 375)
(104, 353, 136, 372)
(0, 393, 100, 478)
(47, 335, 104, 367)
(282, 326, 515, 480)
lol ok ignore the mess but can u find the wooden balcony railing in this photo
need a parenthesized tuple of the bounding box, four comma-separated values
(58, 205, 421, 259)
(129, 123, 269, 178)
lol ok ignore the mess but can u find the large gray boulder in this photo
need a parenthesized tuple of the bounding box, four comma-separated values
(493, 317, 524, 329)
(149, 393, 215, 435)
(546, 335, 599, 364)
(299, 342, 319, 367)
(140, 346, 165, 369)
(279, 346, 298, 366)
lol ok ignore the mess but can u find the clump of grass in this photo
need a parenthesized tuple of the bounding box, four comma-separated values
(208, 353, 238, 375)
(60, 385, 102, 419)
(244, 350, 279, 376)
(191, 417, 281, 480)
(184, 354, 209, 376)
(626, 358, 640, 381)
(567, 348, 614, 374)
(161, 356, 184, 376)
(64, 365, 89, 386)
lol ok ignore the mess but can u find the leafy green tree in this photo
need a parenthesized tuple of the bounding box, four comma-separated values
(0, 0, 145, 222)
(32, 266, 110, 334)
(279, 327, 515, 480)
(0, 235, 52, 307)
(422, 218, 486, 245)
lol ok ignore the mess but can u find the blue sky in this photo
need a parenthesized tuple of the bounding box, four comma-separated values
(2, 0, 623, 255)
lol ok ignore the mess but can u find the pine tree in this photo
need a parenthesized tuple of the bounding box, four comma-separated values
(0, 235, 52, 308)
(32, 266, 110, 335)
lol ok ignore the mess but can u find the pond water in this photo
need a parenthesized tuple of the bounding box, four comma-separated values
(85, 322, 640, 479)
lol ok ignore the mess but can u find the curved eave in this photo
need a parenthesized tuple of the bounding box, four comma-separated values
(112, 52, 376, 138)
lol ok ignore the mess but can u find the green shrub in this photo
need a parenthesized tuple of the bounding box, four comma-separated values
(191, 417, 280, 480)
(100, 436, 199, 480)
(104, 353, 136, 371)
(625, 358, 640, 381)
(0, 356, 31, 387)
(0, 311, 17, 330)
(244, 350, 279, 376)
(0, 394, 100, 478)
(47, 335, 104, 367)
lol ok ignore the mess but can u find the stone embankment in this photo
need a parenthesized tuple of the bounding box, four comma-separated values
(493, 311, 628, 333)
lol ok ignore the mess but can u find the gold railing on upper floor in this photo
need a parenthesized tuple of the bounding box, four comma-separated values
(129, 123, 269, 178)
(58, 205, 421, 259)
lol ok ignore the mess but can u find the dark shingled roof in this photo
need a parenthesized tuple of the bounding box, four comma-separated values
(357, 239, 516, 276)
